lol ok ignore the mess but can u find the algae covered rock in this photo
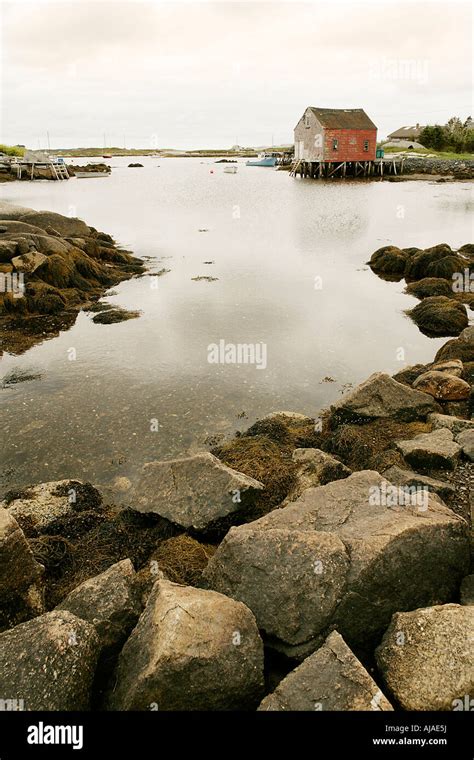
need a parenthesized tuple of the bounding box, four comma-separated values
(405, 277, 453, 299)
(407, 296, 468, 337)
(368, 246, 409, 277)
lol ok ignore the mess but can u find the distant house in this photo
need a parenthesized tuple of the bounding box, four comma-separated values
(294, 107, 377, 162)
(387, 124, 426, 142)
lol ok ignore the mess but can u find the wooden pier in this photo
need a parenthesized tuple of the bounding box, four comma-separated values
(290, 157, 405, 179)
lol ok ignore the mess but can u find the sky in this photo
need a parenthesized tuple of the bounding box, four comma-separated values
(0, 0, 472, 149)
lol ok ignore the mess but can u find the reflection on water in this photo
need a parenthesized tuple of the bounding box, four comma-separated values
(1, 158, 472, 494)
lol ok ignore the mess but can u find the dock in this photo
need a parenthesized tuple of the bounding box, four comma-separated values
(290, 157, 405, 179)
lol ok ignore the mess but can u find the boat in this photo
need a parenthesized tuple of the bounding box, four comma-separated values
(75, 171, 110, 178)
(102, 154, 112, 159)
(223, 165, 238, 174)
(246, 153, 278, 167)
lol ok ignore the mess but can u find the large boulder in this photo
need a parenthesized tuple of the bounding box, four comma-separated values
(435, 327, 474, 363)
(405, 278, 454, 299)
(456, 430, 474, 461)
(412, 370, 471, 400)
(0, 610, 100, 710)
(375, 604, 474, 710)
(428, 413, 474, 437)
(460, 575, 474, 605)
(368, 246, 408, 277)
(396, 428, 461, 471)
(11, 251, 47, 273)
(18, 211, 91, 238)
(129, 452, 264, 531)
(259, 631, 393, 711)
(203, 471, 469, 656)
(56, 559, 141, 657)
(328, 373, 440, 427)
(106, 579, 264, 710)
(287, 448, 351, 499)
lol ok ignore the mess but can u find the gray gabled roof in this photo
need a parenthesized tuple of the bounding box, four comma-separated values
(387, 125, 426, 139)
(308, 107, 377, 130)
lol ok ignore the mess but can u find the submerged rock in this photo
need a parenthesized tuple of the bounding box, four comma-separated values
(203, 470, 469, 656)
(396, 428, 461, 471)
(375, 604, 474, 711)
(405, 277, 454, 299)
(106, 579, 264, 710)
(129, 452, 264, 531)
(328, 372, 440, 427)
(368, 246, 409, 277)
(259, 631, 393, 711)
(0, 610, 100, 710)
(91, 308, 140, 324)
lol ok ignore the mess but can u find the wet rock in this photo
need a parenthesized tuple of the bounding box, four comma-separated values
(328, 372, 440, 427)
(430, 359, 464, 376)
(0, 240, 18, 262)
(405, 277, 454, 299)
(56, 559, 141, 657)
(407, 297, 468, 337)
(435, 333, 474, 364)
(91, 308, 140, 324)
(0, 610, 100, 710)
(382, 465, 455, 500)
(456, 430, 474, 461)
(204, 471, 469, 656)
(128, 163, 144, 168)
(375, 604, 474, 711)
(428, 413, 474, 437)
(288, 448, 351, 496)
(106, 579, 264, 710)
(412, 370, 471, 400)
(11, 251, 47, 273)
(0, 509, 43, 598)
(129, 452, 264, 531)
(460, 575, 474, 605)
(1, 479, 102, 532)
(259, 631, 393, 711)
(404, 246, 466, 281)
(396, 428, 461, 471)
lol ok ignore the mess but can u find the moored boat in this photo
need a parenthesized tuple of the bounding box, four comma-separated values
(246, 153, 278, 167)
(223, 165, 238, 173)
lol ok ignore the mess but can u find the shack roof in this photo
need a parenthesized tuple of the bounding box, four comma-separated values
(308, 107, 377, 130)
(387, 125, 426, 139)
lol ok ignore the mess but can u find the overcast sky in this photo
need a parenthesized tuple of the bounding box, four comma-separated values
(0, 0, 472, 149)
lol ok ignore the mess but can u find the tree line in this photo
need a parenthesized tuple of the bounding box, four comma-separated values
(419, 117, 474, 153)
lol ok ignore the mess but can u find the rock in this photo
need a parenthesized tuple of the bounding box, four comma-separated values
(1, 479, 103, 532)
(396, 428, 461, 471)
(430, 359, 464, 377)
(382, 465, 455, 500)
(0, 610, 100, 710)
(328, 372, 440, 427)
(128, 163, 144, 168)
(405, 278, 453, 299)
(91, 308, 140, 324)
(258, 631, 393, 711)
(11, 251, 47, 273)
(0, 509, 43, 599)
(428, 413, 474, 437)
(203, 471, 469, 656)
(392, 363, 429, 386)
(18, 211, 91, 238)
(0, 240, 18, 262)
(460, 326, 474, 343)
(405, 247, 465, 281)
(368, 246, 408, 277)
(460, 575, 474, 605)
(288, 448, 351, 496)
(435, 333, 474, 364)
(56, 559, 141, 656)
(262, 410, 313, 423)
(375, 604, 474, 711)
(407, 297, 468, 337)
(456, 430, 474, 461)
(106, 579, 264, 710)
(412, 371, 471, 400)
(129, 452, 264, 531)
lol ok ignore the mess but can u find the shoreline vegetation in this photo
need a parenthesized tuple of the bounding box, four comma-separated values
(0, 203, 472, 711)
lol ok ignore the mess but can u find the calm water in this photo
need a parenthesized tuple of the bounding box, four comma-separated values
(1, 157, 473, 496)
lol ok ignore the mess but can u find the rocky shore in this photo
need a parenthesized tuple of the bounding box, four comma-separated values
(0, 230, 472, 712)
(0, 202, 144, 353)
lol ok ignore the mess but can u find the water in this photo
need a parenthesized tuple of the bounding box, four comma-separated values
(1, 157, 473, 496)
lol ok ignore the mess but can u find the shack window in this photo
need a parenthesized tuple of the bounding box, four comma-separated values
(332, 139, 338, 150)
(304, 115, 310, 127)
(364, 140, 369, 151)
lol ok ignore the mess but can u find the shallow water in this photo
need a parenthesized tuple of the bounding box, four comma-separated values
(1, 157, 473, 495)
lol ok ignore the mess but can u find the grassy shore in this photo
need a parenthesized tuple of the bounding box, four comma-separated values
(381, 145, 474, 161)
